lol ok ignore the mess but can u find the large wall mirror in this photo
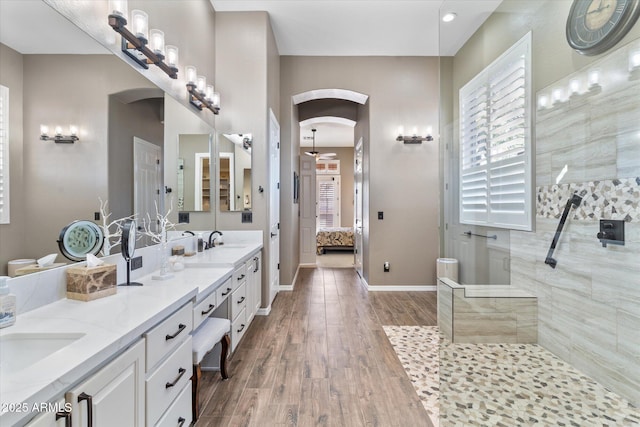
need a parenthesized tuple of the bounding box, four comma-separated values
(0, 2, 217, 271)
(219, 133, 252, 212)
(177, 134, 213, 212)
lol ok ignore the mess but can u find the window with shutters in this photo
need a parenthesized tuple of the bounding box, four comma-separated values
(317, 176, 340, 228)
(459, 32, 532, 231)
(0, 85, 9, 224)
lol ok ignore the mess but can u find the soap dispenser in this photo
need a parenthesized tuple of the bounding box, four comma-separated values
(0, 276, 16, 328)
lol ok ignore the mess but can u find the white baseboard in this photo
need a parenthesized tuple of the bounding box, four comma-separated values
(366, 284, 437, 292)
(299, 263, 317, 268)
(279, 265, 300, 292)
(256, 305, 271, 316)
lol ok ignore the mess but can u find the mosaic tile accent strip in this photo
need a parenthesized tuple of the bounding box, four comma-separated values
(383, 326, 440, 427)
(537, 177, 640, 222)
(440, 339, 640, 426)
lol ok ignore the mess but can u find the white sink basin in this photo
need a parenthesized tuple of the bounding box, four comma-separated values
(0, 332, 85, 375)
(216, 244, 247, 249)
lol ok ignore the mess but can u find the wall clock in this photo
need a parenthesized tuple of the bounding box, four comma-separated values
(566, 0, 640, 56)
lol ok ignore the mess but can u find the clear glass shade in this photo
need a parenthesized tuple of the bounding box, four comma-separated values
(130, 9, 148, 40)
(165, 45, 179, 68)
(108, 0, 128, 18)
(149, 29, 165, 56)
(185, 66, 197, 84)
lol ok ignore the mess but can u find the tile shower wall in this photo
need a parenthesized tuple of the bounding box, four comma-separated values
(510, 40, 640, 406)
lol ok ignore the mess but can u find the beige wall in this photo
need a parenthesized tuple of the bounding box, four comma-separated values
(0, 44, 25, 275)
(281, 56, 440, 287)
(215, 11, 280, 305)
(445, 0, 640, 405)
(20, 54, 156, 260)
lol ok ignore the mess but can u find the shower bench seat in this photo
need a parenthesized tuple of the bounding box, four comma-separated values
(437, 277, 537, 344)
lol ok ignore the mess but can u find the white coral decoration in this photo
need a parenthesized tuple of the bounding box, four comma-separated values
(143, 199, 176, 244)
(98, 198, 135, 256)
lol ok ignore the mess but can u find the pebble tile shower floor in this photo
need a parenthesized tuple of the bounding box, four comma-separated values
(383, 326, 640, 426)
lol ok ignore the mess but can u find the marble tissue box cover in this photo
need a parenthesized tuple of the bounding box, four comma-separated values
(66, 264, 117, 301)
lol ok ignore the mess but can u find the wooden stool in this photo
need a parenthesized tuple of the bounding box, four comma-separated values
(191, 317, 231, 422)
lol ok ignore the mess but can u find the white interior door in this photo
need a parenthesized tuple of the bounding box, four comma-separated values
(299, 155, 317, 265)
(134, 137, 161, 238)
(268, 109, 280, 306)
(354, 137, 363, 276)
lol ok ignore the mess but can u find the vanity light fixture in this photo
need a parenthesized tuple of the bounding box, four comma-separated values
(396, 126, 433, 144)
(40, 125, 79, 143)
(108, 3, 179, 79)
(185, 65, 220, 114)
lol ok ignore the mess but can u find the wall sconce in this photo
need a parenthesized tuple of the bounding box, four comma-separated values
(40, 125, 79, 143)
(108, 1, 178, 79)
(396, 126, 433, 144)
(185, 65, 220, 114)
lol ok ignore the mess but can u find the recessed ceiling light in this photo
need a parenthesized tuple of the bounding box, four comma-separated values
(442, 12, 457, 23)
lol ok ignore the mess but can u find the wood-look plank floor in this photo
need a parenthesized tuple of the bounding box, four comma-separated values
(196, 267, 437, 427)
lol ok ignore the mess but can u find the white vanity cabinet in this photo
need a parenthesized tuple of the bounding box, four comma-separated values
(245, 253, 262, 324)
(144, 303, 193, 426)
(230, 263, 248, 352)
(24, 399, 70, 427)
(66, 339, 145, 427)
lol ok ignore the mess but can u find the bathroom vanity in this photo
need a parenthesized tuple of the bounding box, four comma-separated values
(0, 236, 263, 426)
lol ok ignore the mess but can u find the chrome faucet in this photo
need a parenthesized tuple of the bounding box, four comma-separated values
(208, 230, 223, 248)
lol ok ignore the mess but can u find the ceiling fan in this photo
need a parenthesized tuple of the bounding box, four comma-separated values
(304, 128, 336, 160)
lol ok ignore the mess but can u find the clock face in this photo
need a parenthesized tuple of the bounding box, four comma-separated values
(567, 0, 640, 55)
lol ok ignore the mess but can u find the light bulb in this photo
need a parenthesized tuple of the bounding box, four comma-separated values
(55, 126, 63, 136)
(130, 10, 148, 41)
(165, 45, 179, 68)
(69, 125, 78, 136)
(196, 76, 207, 94)
(569, 78, 580, 95)
(185, 66, 197, 84)
(426, 126, 433, 136)
(588, 69, 600, 87)
(212, 92, 221, 109)
(630, 50, 640, 70)
(108, 0, 128, 18)
(206, 85, 215, 102)
(538, 94, 549, 109)
(40, 125, 49, 136)
(442, 12, 457, 22)
(149, 29, 165, 56)
(552, 88, 564, 103)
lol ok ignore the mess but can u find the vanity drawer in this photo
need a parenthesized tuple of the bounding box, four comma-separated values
(145, 303, 193, 372)
(232, 263, 247, 290)
(154, 380, 192, 427)
(231, 307, 247, 352)
(146, 337, 192, 426)
(216, 277, 233, 304)
(231, 281, 247, 321)
(193, 291, 217, 330)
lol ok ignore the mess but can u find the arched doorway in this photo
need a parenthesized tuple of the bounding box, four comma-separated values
(293, 89, 369, 274)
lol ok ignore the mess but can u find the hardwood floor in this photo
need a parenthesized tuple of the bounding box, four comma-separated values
(196, 267, 437, 427)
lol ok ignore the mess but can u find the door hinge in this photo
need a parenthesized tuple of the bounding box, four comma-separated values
(277, 142, 280, 149)
(277, 263, 280, 270)
(156, 159, 160, 164)
(156, 189, 160, 195)
(277, 182, 280, 189)
(277, 222, 280, 229)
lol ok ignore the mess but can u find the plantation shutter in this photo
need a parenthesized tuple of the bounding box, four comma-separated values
(459, 32, 532, 231)
(317, 176, 340, 228)
(0, 85, 8, 224)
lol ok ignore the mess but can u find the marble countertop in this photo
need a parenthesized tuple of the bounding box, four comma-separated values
(0, 266, 233, 426)
(183, 241, 263, 267)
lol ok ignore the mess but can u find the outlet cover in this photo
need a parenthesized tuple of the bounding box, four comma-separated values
(242, 212, 253, 223)
(131, 256, 143, 270)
